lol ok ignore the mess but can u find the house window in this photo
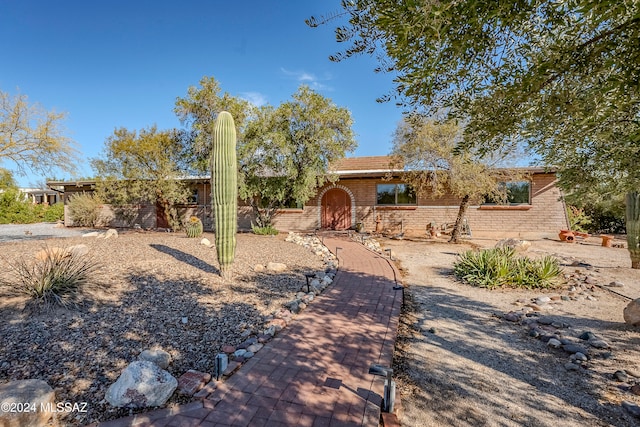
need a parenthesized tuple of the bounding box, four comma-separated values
(484, 181, 531, 205)
(377, 184, 417, 205)
(187, 188, 198, 204)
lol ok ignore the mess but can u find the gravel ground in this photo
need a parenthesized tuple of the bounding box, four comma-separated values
(0, 230, 325, 426)
(383, 235, 640, 427)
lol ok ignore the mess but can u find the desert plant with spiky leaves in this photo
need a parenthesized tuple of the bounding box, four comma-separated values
(2, 247, 98, 308)
(211, 111, 238, 278)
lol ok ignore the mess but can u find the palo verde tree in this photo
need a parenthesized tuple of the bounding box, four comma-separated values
(238, 86, 356, 228)
(0, 89, 78, 176)
(309, 1, 640, 266)
(91, 126, 191, 230)
(391, 117, 521, 243)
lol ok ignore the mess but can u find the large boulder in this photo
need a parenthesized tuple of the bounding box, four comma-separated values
(0, 379, 55, 427)
(624, 299, 640, 326)
(105, 361, 177, 408)
(138, 349, 172, 370)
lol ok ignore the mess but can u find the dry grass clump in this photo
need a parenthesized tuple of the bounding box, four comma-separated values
(2, 246, 98, 307)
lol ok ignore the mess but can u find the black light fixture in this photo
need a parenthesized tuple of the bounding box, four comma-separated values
(304, 273, 315, 293)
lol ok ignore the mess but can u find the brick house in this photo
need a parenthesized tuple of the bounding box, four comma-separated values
(261, 156, 569, 237)
(48, 156, 569, 236)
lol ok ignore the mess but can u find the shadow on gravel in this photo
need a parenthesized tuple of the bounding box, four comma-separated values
(396, 284, 640, 427)
(150, 244, 219, 274)
(0, 271, 267, 426)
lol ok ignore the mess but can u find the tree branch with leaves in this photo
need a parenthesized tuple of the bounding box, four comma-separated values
(0, 90, 78, 176)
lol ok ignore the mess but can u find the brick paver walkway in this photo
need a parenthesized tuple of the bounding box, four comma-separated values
(95, 234, 403, 427)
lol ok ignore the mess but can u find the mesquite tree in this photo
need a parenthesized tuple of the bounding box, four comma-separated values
(211, 111, 238, 279)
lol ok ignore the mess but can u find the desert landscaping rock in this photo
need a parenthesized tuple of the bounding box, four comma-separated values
(222, 345, 236, 354)
(105, 361, 178, 408)
(246, 343, 263, 353)
(589, 339, 610, 349)
(495, 238, 531, 252)
(563, 344, 590, 355)
(138, 349, 172, 369)
(615, 370, 630, 382)
(67, 243, 89, 257)
(547, 338, 562, 348)
(624, 298, 640, 326)
(565, 362, 581, 371)
(608, 281, 625, 287)
(0, 379, 55, 427)
(266, 262, 287, 272)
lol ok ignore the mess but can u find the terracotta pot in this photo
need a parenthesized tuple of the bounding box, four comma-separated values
(600, 235, 614, 248)
(559, 230, 575, 243)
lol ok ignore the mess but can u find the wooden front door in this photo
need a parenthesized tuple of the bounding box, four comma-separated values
(156, 201, 170, 229)
(321, 188, 351, 230)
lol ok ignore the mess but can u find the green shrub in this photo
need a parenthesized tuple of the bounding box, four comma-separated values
(67, 193, 102, 227)
(0, 189, 35, 223)
(251, 223, 279, 235)
(566, 205, 592, 233)
(454, 248, 562, 289)
(4, 247, 98, 307)
(43, 202, 64, 222)
(0, 191, 65, 224)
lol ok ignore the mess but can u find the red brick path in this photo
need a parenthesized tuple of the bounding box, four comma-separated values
(94, 235, 403, 427)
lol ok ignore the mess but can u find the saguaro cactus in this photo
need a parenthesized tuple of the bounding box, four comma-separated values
(211, 111, 238, 278)
(627, 191, 640, 269)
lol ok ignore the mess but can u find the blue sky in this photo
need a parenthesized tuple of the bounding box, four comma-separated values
(0, 1, 403, 187)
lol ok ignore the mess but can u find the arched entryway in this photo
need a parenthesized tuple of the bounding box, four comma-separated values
(321, 188, 352, 230)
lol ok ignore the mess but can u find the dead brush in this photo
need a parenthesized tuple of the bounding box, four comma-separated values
(1, 246, 99, 308)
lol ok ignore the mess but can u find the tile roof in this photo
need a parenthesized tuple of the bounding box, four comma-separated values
(330, 156, 397, 172)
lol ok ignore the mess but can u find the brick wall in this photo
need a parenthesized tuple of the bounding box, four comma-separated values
(59, 173, 567, 235)
(257, 173, 568, 235)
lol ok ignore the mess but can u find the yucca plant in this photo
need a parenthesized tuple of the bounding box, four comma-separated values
(184, 216, 203, 238)
(627, 192, 640, 269)
(3, 247, 98, 308)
